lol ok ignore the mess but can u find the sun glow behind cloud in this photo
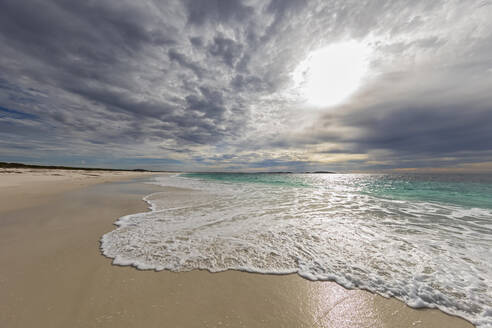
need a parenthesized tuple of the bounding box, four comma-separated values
(293, 40, 372, 107)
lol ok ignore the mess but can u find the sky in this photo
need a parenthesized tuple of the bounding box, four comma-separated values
(1, 0, 492, 172)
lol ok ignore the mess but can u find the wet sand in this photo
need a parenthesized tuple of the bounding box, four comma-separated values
(0, 171, 475, 327)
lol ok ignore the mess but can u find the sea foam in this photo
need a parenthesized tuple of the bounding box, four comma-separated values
(101, 173, 492, 327)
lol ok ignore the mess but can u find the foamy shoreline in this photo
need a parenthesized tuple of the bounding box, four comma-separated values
(0, 170, 475, 327)
(102, 173, 491, 327)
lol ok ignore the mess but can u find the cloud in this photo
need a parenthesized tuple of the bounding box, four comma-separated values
(0, 0, 491, 171)
(168, 49, 205, 78)
(184, 0, 254, 26)
(208, 35, 244, 68)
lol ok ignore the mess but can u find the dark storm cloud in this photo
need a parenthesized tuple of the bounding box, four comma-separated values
(0, 1, 174, 80)
(1, 0, 491, 170)
(0, 0, 249, 163)
(168, 49, 205, 78)
(185, 87, 226, 119)
(343, 105, 492, 154)
(208, 36, 244, 68)
(184, 0, 254, 26)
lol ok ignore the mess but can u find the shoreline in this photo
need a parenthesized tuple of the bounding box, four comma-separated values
(0, 170, 475, 327)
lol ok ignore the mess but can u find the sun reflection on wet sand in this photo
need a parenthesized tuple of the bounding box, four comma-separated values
(309, 281, 383, 327)
(302, 279, 473, 328)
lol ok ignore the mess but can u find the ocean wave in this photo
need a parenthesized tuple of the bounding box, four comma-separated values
(101, 173, 492, 327)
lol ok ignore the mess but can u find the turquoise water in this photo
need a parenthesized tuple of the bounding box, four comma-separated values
(361, 174, 492, 209)
(182, 172, 311, 187)
(183, 172, 492, 209)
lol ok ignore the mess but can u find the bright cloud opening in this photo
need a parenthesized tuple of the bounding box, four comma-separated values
(293, 40, 372, 107)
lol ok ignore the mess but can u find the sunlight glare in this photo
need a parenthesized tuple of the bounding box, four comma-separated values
(293, 40, 371, 107)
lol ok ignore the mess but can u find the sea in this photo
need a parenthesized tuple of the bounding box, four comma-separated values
(101, 173, 492, 327)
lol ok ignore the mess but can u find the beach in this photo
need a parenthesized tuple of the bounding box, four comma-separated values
(0, 170, 475, 327)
